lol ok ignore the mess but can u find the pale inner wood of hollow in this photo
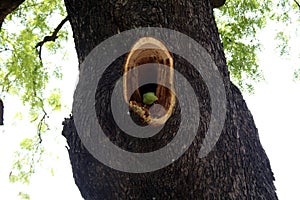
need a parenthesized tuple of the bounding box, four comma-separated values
(123, 37, 175, 125)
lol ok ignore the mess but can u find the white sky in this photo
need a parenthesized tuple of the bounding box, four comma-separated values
(244, 19, 300, 199)
(0, 12, 300, 200)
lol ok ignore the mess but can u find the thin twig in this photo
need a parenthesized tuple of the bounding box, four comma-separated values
(30, 109, 47, 174)
(37, 110, 47, 143)
(0, 98, 4, 125)
(35, 15, 69, 60)
(18, 2, 45, 10)
(0, 47, 12, 53)
(295, 0, 300, 10)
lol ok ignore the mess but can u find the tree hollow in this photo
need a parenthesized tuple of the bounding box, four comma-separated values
(123, 37, 176, 125)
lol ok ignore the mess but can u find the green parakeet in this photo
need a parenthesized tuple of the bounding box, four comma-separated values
(143, 92, 158, 105)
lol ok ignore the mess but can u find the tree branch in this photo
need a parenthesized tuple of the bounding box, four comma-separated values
(294, 0, 300, 10)
(35, 16, 69, 60)
(0, 98, 4, 125)
(0, 0, 25, 31)
(211, 0, 226, 8)
(37, 108, 47, 143)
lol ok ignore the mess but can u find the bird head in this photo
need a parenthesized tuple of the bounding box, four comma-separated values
(142, 92, 158, 105)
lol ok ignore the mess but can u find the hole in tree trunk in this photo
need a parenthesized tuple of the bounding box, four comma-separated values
(124, 37, 175, 126)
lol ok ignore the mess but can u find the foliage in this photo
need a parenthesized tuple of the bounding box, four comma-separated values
(214, 0, 299, 92)
(294, 68, 300, 81)
(0, 0, 67, 194)
(47, 89, 62, 111)
(9, 137, 45, 185)
(275, 31, 291, 57)
(18, 192, 30, 200)
(0, 0, 299, 198)
(0, 0, 66, 109)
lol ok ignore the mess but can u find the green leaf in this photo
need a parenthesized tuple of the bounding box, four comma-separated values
(294, 68, 300, 81)
(275, 31, 290, 56)
(20, 138, 34, 151)
(18, 192, 30, 200)
(47, 89, 62, 111)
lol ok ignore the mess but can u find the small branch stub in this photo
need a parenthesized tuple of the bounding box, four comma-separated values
(123, 37, 176, 126)
(211, 0, 226, 8)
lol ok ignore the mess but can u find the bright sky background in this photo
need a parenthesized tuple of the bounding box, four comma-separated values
(0, 9, 300, 200)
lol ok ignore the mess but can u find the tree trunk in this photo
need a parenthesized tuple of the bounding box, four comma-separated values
(0, 0, 25, 30)
(62, 0, 278, 199)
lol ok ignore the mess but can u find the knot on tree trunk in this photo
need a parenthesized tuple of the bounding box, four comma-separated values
(211, 0, 226, 8)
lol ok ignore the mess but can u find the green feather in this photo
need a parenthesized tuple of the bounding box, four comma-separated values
(143, 92, 158, 105)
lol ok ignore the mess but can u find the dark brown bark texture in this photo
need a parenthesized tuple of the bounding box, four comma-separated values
(0, 0, 25, 30)
(62, 0, 277, 199)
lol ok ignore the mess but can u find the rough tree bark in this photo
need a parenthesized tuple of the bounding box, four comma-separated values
(0, 0, 25, 30)
(62, 0, 278, 199)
